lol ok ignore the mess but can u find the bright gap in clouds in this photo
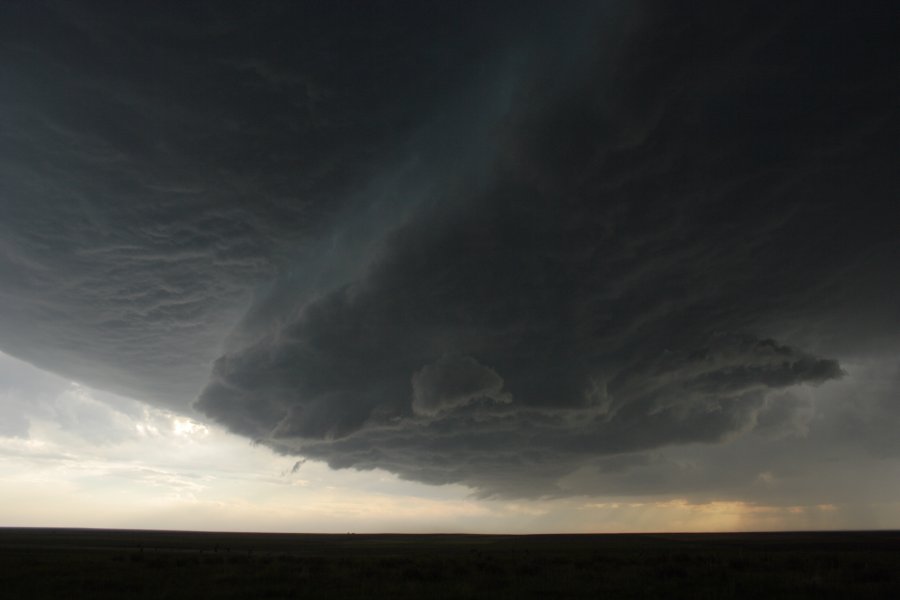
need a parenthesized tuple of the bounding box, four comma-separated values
(2, 350, 898, 534)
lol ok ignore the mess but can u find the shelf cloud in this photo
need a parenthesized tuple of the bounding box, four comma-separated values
(1, 0, 897, 499)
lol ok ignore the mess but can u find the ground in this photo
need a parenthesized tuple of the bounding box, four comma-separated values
(1, 528, 898, 598)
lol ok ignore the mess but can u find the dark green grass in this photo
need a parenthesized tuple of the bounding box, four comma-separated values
(1, 529, 898, 599)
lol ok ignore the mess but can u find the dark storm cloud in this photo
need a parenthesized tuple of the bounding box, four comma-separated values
(0, 0, 557, 407)
(197, 0, 897, 495)
(411, 355, 510, 417)
(1, 1, 898, 497)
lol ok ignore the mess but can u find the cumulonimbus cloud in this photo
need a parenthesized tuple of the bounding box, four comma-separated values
(1, 1, 897, 498)
(193, 1, 897, 496)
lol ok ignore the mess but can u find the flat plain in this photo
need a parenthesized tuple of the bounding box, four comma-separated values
(1, 528, 898, 599)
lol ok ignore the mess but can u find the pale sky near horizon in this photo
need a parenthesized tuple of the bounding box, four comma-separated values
(1, 1, 898, 533)
(4, 350, 898, 533)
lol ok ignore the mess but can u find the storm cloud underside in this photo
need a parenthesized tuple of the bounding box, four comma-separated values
(1, 1, 898, 498)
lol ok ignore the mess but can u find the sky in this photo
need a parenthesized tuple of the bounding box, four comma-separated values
(0, 0, 898, 533)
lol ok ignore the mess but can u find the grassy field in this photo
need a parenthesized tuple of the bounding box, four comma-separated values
(0, 528, 898, 598)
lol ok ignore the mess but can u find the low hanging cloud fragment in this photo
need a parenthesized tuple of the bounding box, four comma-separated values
(411, 355, 511, 417)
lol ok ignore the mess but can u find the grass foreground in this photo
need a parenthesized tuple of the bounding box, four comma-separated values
(1, 528, 898, 599)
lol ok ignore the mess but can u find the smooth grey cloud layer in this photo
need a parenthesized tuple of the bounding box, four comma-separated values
(1, 1, 898, 498)
(0, 351, 146, 444)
